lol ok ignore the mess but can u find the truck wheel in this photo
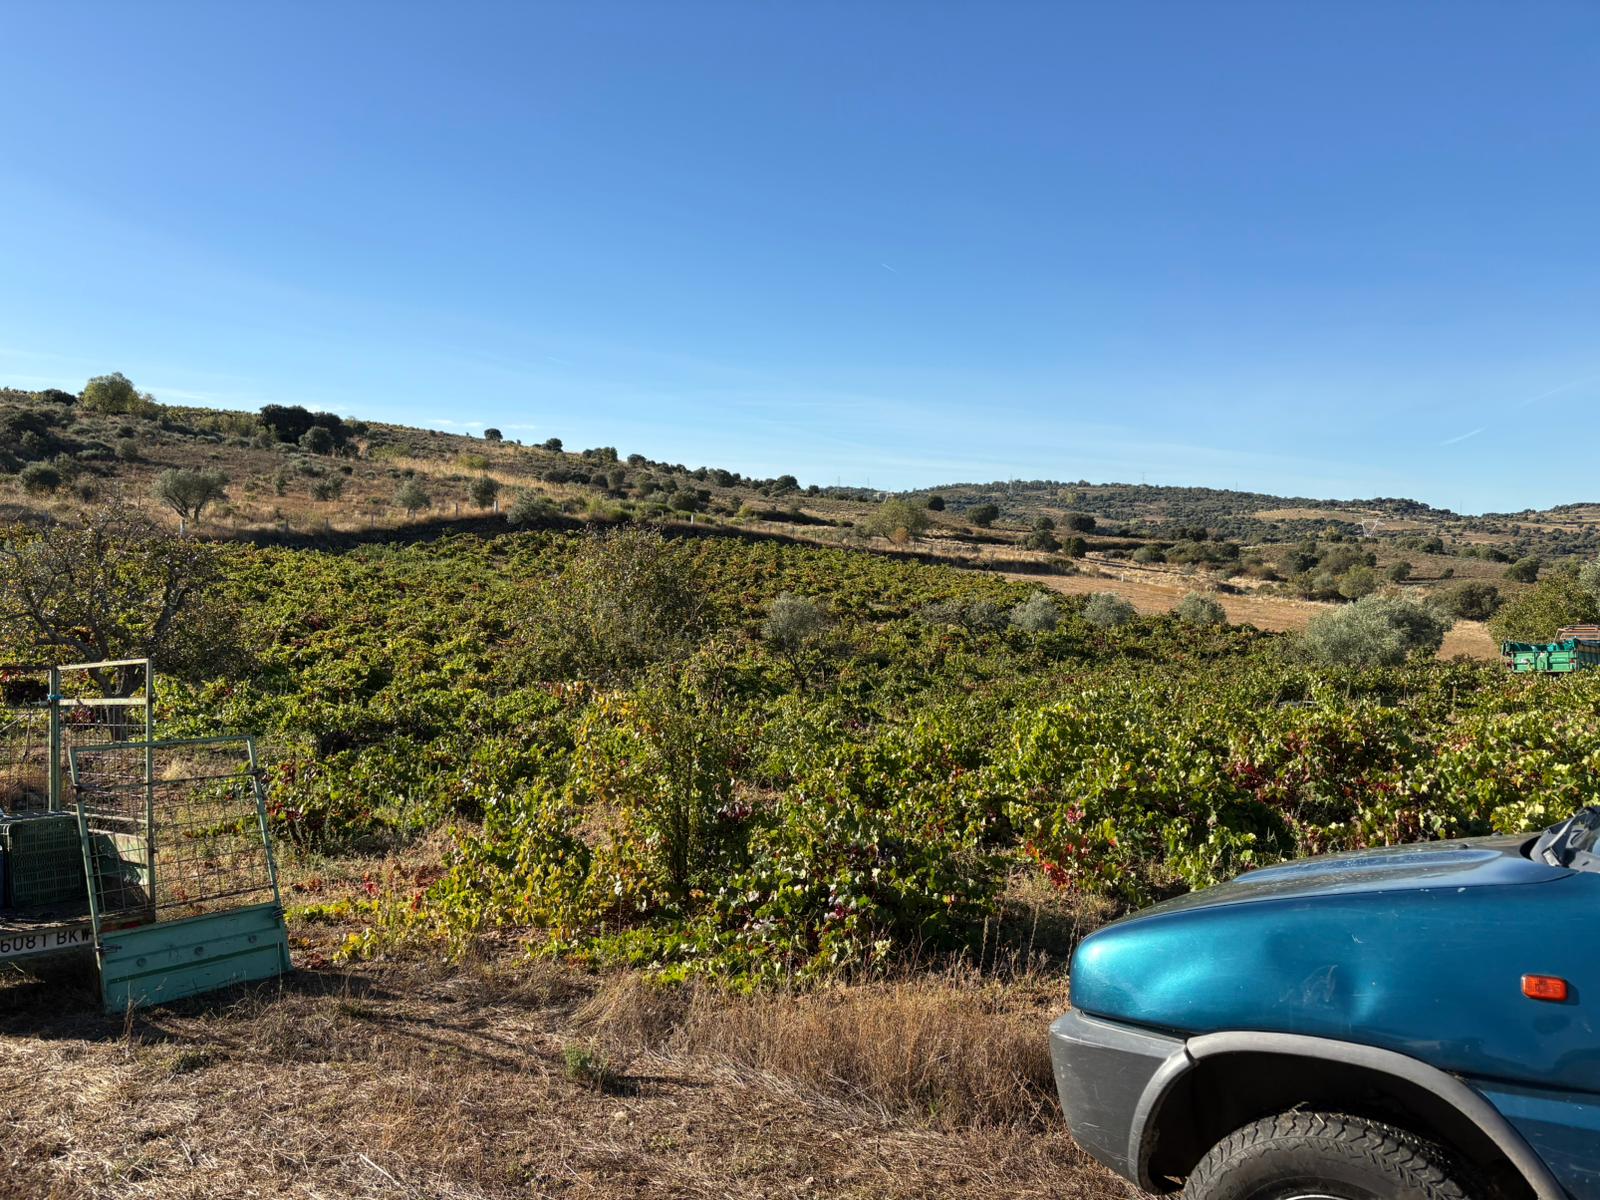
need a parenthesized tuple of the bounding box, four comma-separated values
(1184, 1111, 1472, 1200)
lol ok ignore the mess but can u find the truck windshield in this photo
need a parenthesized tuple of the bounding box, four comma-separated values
(1532, 808, 1600, 872)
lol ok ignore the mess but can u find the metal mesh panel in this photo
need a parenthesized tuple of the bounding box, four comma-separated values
(0, 666, 52, 816)
(56, 659, 153, 776)
(72, 738, 279, 925)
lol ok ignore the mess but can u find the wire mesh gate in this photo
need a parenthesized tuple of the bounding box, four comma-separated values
(70, 736, 290, 1013)
(0, 658, 290, 1009)
(70, 736, 283, 928)
(0, 658, 154, 819)
(0, 665, 56, 817)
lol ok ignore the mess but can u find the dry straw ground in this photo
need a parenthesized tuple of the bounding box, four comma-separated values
(1006, 560, 1500, 661)
(1, 945, 1130, 1200)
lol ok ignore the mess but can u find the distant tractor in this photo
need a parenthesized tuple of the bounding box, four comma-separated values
(1502, 624, 1600, 673)
(0, 659, 290, 1011)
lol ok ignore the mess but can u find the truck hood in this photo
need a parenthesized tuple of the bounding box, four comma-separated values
(1130, 834, 1565, 921)
(1067, 834, 1591, 1067)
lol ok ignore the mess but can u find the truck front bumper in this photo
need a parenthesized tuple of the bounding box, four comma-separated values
(1048, 1007, 1188, 1186)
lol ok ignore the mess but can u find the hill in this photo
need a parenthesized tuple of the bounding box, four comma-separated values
(0, 375, 1584, 657)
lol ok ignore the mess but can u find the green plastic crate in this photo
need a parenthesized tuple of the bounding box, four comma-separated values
(1, 814, 86, 909)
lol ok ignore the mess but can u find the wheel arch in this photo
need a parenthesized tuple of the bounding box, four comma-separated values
(1129, 1032, 1564, 1200)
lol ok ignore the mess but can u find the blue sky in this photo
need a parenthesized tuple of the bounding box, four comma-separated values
(2, 2, 1597, 512)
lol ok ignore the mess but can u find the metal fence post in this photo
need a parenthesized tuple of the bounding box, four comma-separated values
(144, 662, 155, 903)
(48, 665, 61, 813)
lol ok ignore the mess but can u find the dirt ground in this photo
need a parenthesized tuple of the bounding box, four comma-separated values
(0, 948, 1130, 1200)
(1012, 560, 1499, 661)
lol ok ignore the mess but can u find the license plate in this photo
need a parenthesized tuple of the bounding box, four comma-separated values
(0, 925, 93, 961)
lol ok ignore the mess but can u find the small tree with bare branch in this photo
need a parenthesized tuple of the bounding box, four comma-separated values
(0, 504, 237, 693)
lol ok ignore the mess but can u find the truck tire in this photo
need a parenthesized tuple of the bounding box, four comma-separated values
(1184, 1111, 1473, 1200)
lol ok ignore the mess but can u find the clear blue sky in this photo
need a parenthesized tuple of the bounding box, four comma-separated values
(3, 2, 1597, 512)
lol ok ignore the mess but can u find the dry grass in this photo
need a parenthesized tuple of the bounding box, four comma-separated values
(0, 950, 1128, 1200)
(577, 970, 1066, 1129)
(1011, 561, 1502, 660)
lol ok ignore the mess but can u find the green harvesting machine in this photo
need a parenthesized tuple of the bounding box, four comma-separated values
(1501, 625, 1600, 674)
(0, 658, 290, 1012)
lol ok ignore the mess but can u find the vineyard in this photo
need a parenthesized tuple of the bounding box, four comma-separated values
(136, 527, 1600, 985)
(8, 518, 1600, 1200)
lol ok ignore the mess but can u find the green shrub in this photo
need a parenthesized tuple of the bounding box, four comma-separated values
(79, 372, 159, 417)
(1082, 593, 1137, 628)
(509, 527, 705, 684)
(470, 475, 501, 509)
(18, 462, 61, 494)
(506, 490, 556, 526)
(1505, 557, 1541, 583)
(395, 479, 432, 515)
(1337, 565, 1379, 601)
(1302, 594, 1448, 667)
(1436, 580, 1501, 621)
(1174, 592, 1226, 626)
(1490, 565, 1596, 642)
(1009, 592, 1060, 633)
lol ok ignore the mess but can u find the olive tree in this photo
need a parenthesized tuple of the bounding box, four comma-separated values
(1083, 592, 1138, 628)
(396, 479, 432, 516)
(967, 503, 1000, 528)
(761, 592, 831, 689)
(153, 468, 230, 523)
(1302, 594, 1449, 668)
(470, 475, 502, 509)
(866, 499, 931, 542)
(1009, 592, 1060, 632)
(0, 504, 238, 692)
(1174, 592, 1227, 627)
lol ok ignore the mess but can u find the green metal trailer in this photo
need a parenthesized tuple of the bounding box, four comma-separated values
(1501, 638, 1600, 673)
(0, 659, 290, 1011)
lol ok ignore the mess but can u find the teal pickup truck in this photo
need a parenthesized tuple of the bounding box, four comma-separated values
(1051, 812, 1600, 1200)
